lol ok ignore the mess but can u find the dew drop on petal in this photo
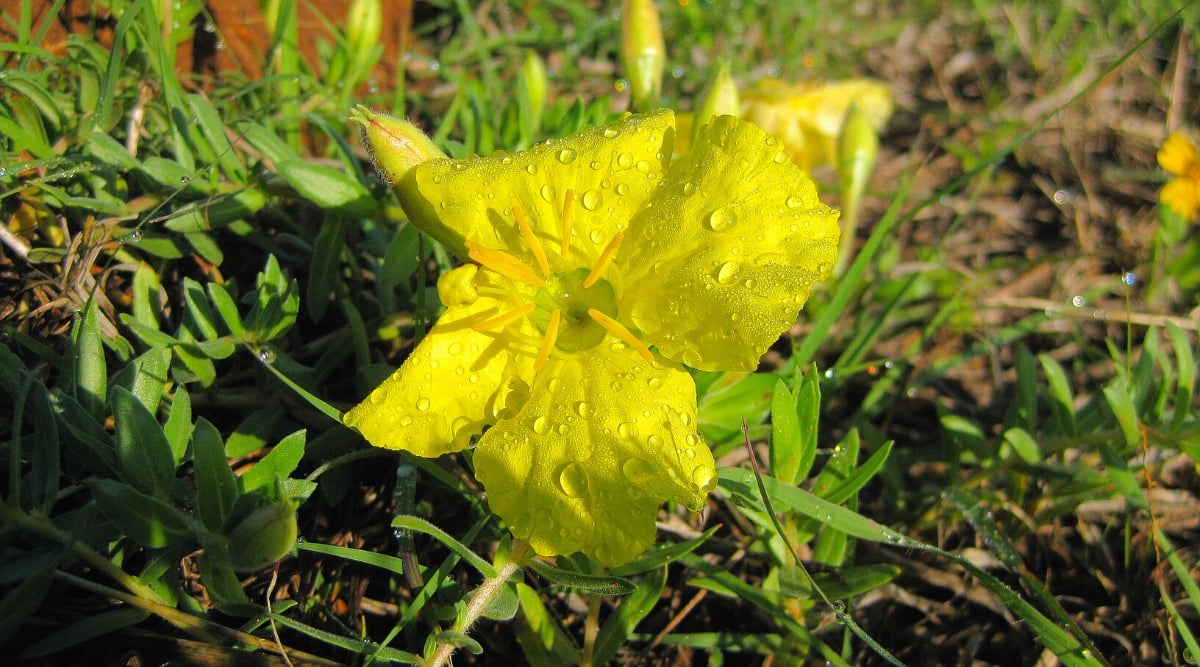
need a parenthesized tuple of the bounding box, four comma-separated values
(575, 401, 591, 417)
(774, 151, 789, 164)
(683, 181, 699, 196)
(526, 164, 539, 175)
(646, 434, 663, 448)
(399, 415, 413, 426)
(589, 160, 602, 170)
(616, 152, 634, 168)
(715, 261, 740, 285)
(557, 148, 578, 164)
(635, 160, 651, 173)
(603, 127, 621, 139)
(692, 466, 716, 490)
(416, 397, 431, 412)
(647, 376, 663, 389)
(704, 206, 737, 231)
(532, 416, 550, 435)
(540, 184, 555, 202)
(622, 458, 655, 484)
(615, 182, 630, 196)
(785, 195, 804, 209)
(581, 189, 601, 211)
(588, 229, 604, 245)
(617, 421, 637, 439)
(558, 462, 589, 498)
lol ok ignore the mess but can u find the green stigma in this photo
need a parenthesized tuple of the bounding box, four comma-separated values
(533, 268, 618, 352)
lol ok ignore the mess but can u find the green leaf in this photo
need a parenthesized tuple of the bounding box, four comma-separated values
(206, 282, 245, 337)
(188, 93, 245, 180)
(1038, 354, 1077, 437)
(698, 372, 776, 444)
(240, 429, 306, 492)
(610, 526, 718, 577)
(182, 277, 221, 341)
(391, 515, 497, 578)
(115, 346, 171, 415)
(593, 565, 666, 665)
(296, 541, 407, 576)
(1167, 323, 1194, 432)
(194, 418, 238, 532)
(197, 551, 251, 608)
(276, 160, 376, 217)
(769, 379, 802, 484)
(380, 222, 423, 287)
(1102, 379, 1140, 449)
(163, 387, 193, 465)
(523, 560, 635, 595)
(1002, 427, 1042, 464)
(514, 582, 580, 666)
(21, 608, 150, 658)
(67, 300, 106, 419)
(164, 188, 268, 232)
(479, 581, 521, 621)
(87, 478, 192, 548)
(307, 218, 344, 321)
(111, 386, 176, 498)
(0, 567, 54, 646)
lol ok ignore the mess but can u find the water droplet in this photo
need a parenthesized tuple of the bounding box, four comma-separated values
(773, 151, 789, 164)
(179, 176, 190, 185)
(575, 401, 591, 417)
(399, 415, 413, 427)
(556, 423, 568, 435)
(715, 261, 740, 285)
(581, 189, 601, 211)
(647, 377, 663, 389)
(785, 195, 804, 209)
(589, 160, 602, 170)
(0, 168, 7, 177)
(525, 164, 539, 175)
(603, 127, 621, 139)
(622, 458, 655, 484)
(683, 181, 699, 196)
(617, 421, 637, 439)
(647, 434, 663, 448)
(258, 349, 275, 364)
(431, 174, 443, 184)
(1071, 295, 1085, 307)
(468, 373, 479, 384)
(615, 182, 630, 196)
(540, 184, 555, 202)
(635, 160, 651, 173)
(704, 206, 737, 231)
(743, 277, 758, 289)
(616, 152, 634, 169)
(558, 462, 589, 498)
(588, 229, 604, 244)
(128, 230, 143, 242)
(1121, 271, 1137, 286)
(691, 466, 715, 489)
(557, 148, 578, 164)
(416, 397, 431, 412)
(532, 416, 550, 435)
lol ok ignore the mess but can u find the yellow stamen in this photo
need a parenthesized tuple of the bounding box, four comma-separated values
(587, 308, 654, 362)
(560, 189, 575, 257)
(471, 303, 536, 332)
(535, 308, 561, 371)
(583, 232, 623, 288)
(512, 205, 551, 277)
(467, 240, 545, 287)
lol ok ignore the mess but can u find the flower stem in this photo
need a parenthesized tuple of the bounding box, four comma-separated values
(424, 540, 532, 667)
(581, 593, 603, 667)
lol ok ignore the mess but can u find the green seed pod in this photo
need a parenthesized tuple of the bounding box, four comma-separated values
(226, 502, 298, 572)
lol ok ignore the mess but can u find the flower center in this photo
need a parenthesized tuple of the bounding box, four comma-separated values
(465, 190, 654, 370)
(533, 268, 617, 352)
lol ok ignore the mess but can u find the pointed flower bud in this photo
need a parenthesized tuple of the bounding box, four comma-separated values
(521, 51, 548, 132)
(834, 102, 881, 274)
(692, 60, 740, 145)
(621, 0, 665, 111)
(352, 106, 447, 186)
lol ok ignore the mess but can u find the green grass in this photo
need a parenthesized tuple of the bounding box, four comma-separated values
(1, 0, 1198, 664)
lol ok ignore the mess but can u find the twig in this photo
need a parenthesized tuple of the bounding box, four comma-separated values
(982, 295, 1199, 331)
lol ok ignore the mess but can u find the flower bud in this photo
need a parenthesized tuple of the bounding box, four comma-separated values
(345, 0, 383, 70)
(226, 502, 298, 572)
(521, 51, 548, 132)
(834, 102, 881, 274)
(692, 61, 740, 145)
(621, 0, 665, 111)
(352, 106, 447, 185)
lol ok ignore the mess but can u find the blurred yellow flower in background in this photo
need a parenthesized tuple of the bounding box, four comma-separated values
(1158, 132, 1200, 222)
(741, 78, 893, 172)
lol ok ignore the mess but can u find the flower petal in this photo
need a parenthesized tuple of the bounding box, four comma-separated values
(1162, 177, 1200, 222)
(1158, 133, 1198, 177)
(618, 114, 840, 371)
(473, 345, 715, 566)
(394, 110, 675, 266)
(343, 269, 537, 457)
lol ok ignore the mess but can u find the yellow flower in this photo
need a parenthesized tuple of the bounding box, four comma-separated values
(740, 79, 893, 172)
(1158, 132, 1200, 222)
(345, 109, 839, 565)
